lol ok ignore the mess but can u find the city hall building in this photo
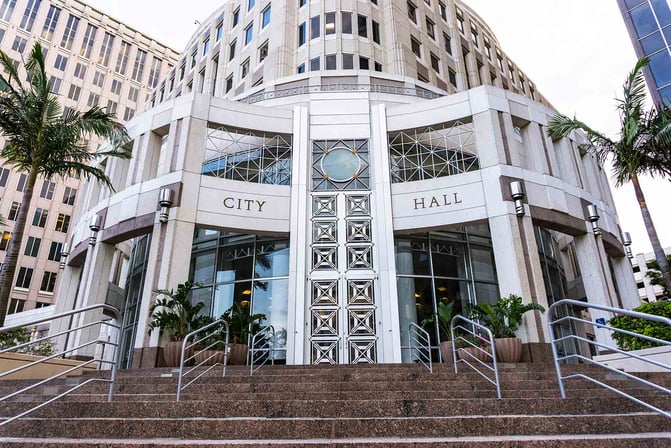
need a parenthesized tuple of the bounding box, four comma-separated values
(53, 0, 640, 368)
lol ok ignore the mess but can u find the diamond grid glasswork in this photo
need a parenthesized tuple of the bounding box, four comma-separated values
(388, 121, 478, 183)
(203, 126, 292, 185)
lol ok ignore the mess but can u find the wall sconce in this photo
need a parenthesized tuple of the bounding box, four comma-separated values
(509, 181, 526, 216)
(623, 232, 633, 259)
(59, 243, 70, 270)
(158, 188, 175, 223)
(587, 204, 601, 236)
(89, 215, 103, 246)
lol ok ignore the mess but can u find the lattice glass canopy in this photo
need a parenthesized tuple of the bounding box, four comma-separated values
(203, 126, 292, 185)
(388, 121, 478, 183)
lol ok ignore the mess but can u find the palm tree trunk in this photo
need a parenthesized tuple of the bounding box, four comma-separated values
(631, 173, 671, 296)
(0, 167, 39, 326)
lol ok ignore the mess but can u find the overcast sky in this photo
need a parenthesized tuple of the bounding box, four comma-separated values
(86, 0, 671, 254)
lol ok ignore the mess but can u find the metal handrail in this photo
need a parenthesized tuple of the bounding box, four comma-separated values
(249, 325, 276, 376)
(409, 322, 432, 373)
(176, 319, 229, 402)
(450, 315, 501, 399)
(548, 299, 670, 419)
(0, 304, 122, 426)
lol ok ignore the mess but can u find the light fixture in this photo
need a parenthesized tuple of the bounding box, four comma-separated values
(89, 215, 103, 246)
(509, 181, 526, 216)
(59, 243, 70, 270)
(587, 204, 600, 236)
(158, 188, 175, 223)
(623, 232, 633, 259)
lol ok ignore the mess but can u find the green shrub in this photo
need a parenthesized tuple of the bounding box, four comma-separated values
(609, 301, 671, 351)
(0, 327, 55, 356)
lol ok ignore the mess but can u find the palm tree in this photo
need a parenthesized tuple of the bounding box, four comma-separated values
(547, 58, 671, 295)
(0, 43, 129, 326)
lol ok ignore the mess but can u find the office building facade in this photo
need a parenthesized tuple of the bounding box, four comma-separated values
(0, 0, 178, 315)
(54, 0, 639, 368)
(618, 0, 671, 106)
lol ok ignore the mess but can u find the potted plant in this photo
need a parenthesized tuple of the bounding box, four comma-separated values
(148, 280, 211, 367)
(421, 301, 455, 363)
(467, 294, 545, 363)
(220, 303, 266, 365)
(454, 332, 491, 363)
(194, 326, 228, 366)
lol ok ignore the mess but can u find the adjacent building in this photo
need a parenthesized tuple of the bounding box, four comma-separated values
(0, 0, 178, 316)
(54, 0, 639, 368)
(618, 0, 671, 106)
(631, 247, 671, 302)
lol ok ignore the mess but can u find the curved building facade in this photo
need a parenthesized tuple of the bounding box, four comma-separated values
(53, 0, 639, 367)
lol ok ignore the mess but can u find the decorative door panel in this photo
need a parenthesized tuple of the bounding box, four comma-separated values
(308, 139, 377, 365)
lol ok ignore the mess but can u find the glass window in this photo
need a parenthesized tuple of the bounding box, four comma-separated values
(24, 237, 40, 257)
(343, 53, 354, 69)
(8, 298, 25, 314)
(148, 57, 162, 88)
(232, 8, 239, 27)
(248, 0, 255, 11)
(311, 15, 320, 39)
(259, 41, 269, 62)
(54, 54, 67, 71)
(116, 41, 131, 75)
(649, 50, 671, 87)
(0, 167, 8, 187)
(359, 56, 369, 70)
(80, 23, 98, 59)
(8, 202, 20, 221)
(325, 12, 336, 35)
(0, 231, 10, 250)
(298, 22, 306, 46)
(40, 271, 57, 293)
(216, 22, 223, 41)
(245, 24, 253, 45)
(55, 213, 70, 233)
(372, 20, 380, 44)
(33, 208, 49, 228)
(652, 0, 671, 26)
(40, 180, 55, 199)
(241, 58, 250, 78)
(0, 0, 17, 22)
(60, 14, 79, 50)
(310, 56, 320, 71)
(229, 40, 237, 60)
(73, 62, 86, 79)
(426, 18, 435, 39)
(630, 3, 658, 36)
(342, 12, 352, 34)
(297, 63, 305, 74)
(407, 1, 417, 23)
(16, 173, 26, 192)
(262, 5, 271, 28)
(19, 0, 40, 32)
(430, 53, 440, 72)
(131, 49, 147, 82)
(99, 32, 115, 66)
(443, 32, 452, 55)
(93, 71, 105, 87)
(15, 267, 33, 289)
(63, 186, 76, 205)
(411, 36, 421, 57)
(325, 53, 336, 70)
(357, 14, 367, 38)
(48, 241, 63, 261)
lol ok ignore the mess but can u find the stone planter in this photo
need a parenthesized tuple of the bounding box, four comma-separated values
(439, 341, 454, 363)
(194, 350, 227, 366)
(163, 340, 193, 367)
(228, 343, 248, 365)
(457, 345, 491, 363)
(494, 337, 523, 363)
(0, 352, 96, 380)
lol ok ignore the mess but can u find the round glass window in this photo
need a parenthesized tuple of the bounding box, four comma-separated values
(320, 147, 361, 182)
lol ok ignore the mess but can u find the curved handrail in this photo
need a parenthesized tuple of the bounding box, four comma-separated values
(176, 319, 229, 402)
(249, 325, 276, 376)
(0, 304, 122, 426)
(450, 314, 501, 399)
(548, 299, 670, 419)
(408, 322, 432, 373)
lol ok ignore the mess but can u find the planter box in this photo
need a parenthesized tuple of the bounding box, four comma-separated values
(593, 345, 671, 373)
(0, 352, 97, 380)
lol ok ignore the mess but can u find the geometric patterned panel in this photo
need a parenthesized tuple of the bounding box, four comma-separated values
(314, 220, 338, 243)
(347, 280, 375, 305)
(313, 246, 337, 270)
(313, 196, 337, 217)
(312, 309, 339, 337)
(388, 121, 478, 183)
(203, 126, 292, 185)
(347, 220, 371, 243)
(348, 309, 376, 335)
(312, 280, 339, 306)
(348, 339, 377, 364)
(346, 195, 370, 216)
(312, 340, 339, 365)
(347, 246, 373, 270)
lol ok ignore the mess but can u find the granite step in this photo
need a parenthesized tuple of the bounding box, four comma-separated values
(1, 433, 670, 447)
(1, 397, 668, 419)
(0, 413, 668, 439)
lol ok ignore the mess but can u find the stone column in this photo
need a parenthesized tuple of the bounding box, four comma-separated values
(371, 103, 403, 364)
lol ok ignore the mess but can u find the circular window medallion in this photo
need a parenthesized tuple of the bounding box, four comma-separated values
(321, 147, 361, 182)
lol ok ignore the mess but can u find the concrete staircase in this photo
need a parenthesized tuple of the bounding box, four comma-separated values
(0, 363, 669, 447)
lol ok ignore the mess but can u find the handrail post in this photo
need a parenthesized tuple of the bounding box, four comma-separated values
(0, 304, 122, 426)
(547, 298, 670, 418)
